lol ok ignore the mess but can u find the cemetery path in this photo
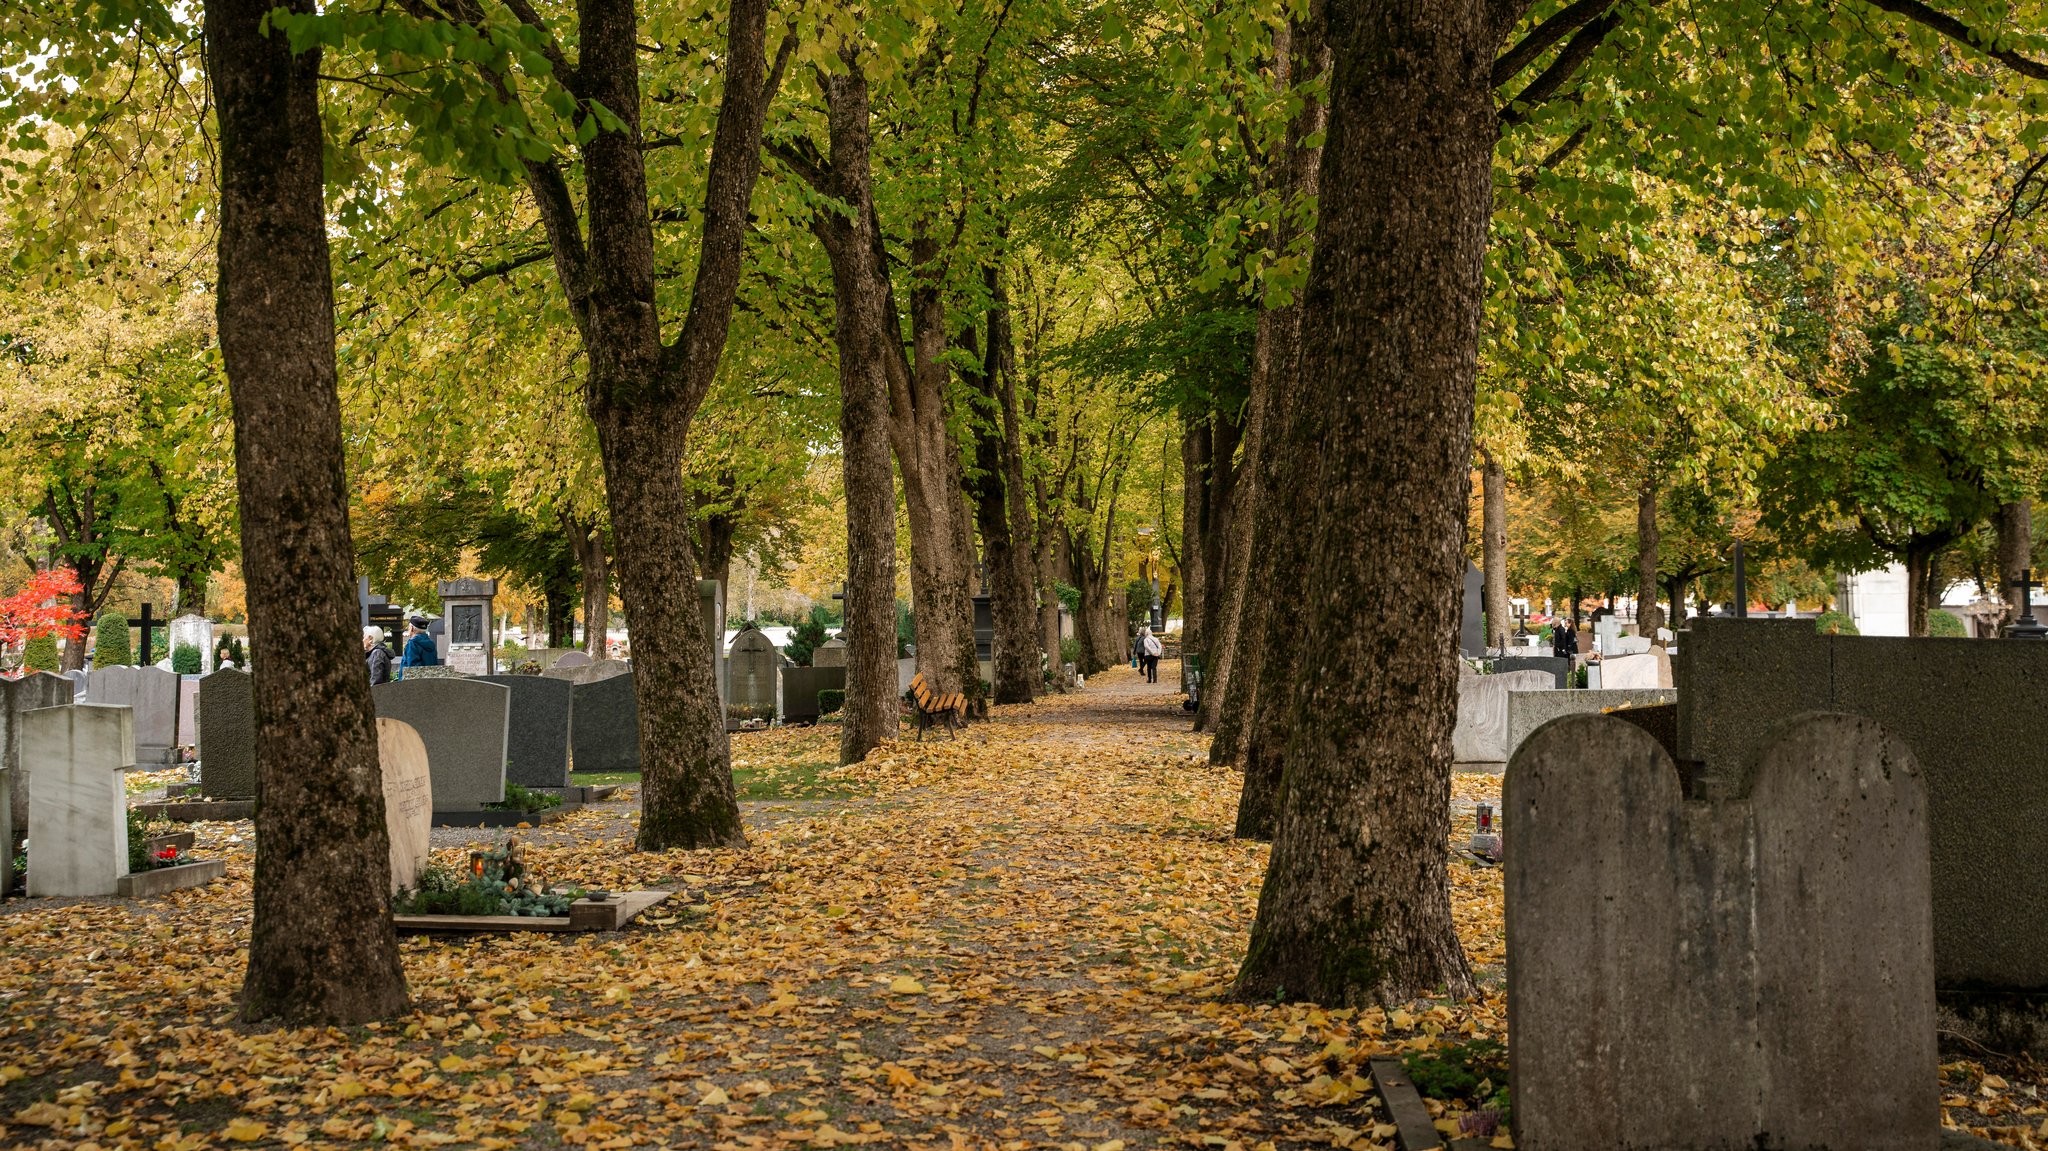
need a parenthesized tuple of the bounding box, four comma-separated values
(0, 665, 2029, 1148)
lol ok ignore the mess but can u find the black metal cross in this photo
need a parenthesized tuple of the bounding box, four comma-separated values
(127, 602, 161, 666)
(2008, 569, 2046, 639)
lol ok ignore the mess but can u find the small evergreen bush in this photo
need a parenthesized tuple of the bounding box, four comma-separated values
(1814, 610, 1859, 636)
(92, 609, 131, 668)
(1927, 610, 1968, 638)
(171, 643, 203, 674)
(818, 688, 845, 715)
(22, 634, 59, 672)
(785, 606, 830, 667)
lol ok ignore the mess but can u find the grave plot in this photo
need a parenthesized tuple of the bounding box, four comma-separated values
(390, 836, 673, 935)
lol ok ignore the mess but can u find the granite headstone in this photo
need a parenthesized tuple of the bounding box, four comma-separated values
(728, 627, 780, 715)
(1, 673, 75, 893)
(570, 672, 639, 774)
(86, 665, 179, 764)
(477, 674, 573, 788)
(371, 678, 510, 810)
(197, 668, 256, 798)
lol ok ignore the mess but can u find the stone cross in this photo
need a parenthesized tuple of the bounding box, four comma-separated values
(127, 603, 162, 666)
(2006, 568, 2047, 639)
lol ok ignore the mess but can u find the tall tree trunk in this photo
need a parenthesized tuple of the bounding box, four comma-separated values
(176, 573, 208, 617)
(1906, 538, 1942, 638)
(514, 0, 783, 850)
(544, 590, 572, 649)
(1228, 0, 1329, 815)
(965, 268, 1038, 704)
(1231, 0, 1489, 1005)
(808, 62, 903, 765)
(1481, 449, 1509, 649)
(1665, 575, 1685, 634)
(209, 0, 408, 1024)
(1193, 410, 1245, 731)
(1635, 476, 1663, 637)
(1998, 499, 2033, 626)
(1179, 417, 1209, 663)
(566, 517, 610, 656)
(1032, 469, 1064, 684)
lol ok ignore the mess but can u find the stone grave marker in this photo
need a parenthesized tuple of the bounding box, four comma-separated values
(2, 673, 75, 893)
(86, 665, 180, 764)
(23, 704, 134, 897)
(1505, 687, 1673, 761)
(477, 674, 573, 788)
(1507, 712, 1933, 1150)
(197, 668, 256, 798)
(437, 577, 498, 675)
(550, 650, 594, 671)
(175, 675, 200, 749)
(1459, 562, 1484, 655)
(779, 665, 846, 725)
(377, 718, 432, 893)
(168, 613, 215, 673)
(371, 679, 510, 811)
(813, 637, 847, 667)
(728, 627, 780, 715)
(570, 672, 638, 774)
(1452, 669, 1553, 765)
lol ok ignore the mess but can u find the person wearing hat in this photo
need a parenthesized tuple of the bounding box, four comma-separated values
(398, 616, 440, 678)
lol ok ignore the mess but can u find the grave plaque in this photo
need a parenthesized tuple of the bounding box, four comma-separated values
(86, 665, 180, 764)
(24, 704, 133, 898)
(478, 674, 573, 788)
(1507, 712, 1933, 1150)
(377, 718, 432, 893)
(197, 668, 256, 798)
(570, 672, 638, 773)
(1459, 562, 1485, 656)
(371, 678, 510, 809)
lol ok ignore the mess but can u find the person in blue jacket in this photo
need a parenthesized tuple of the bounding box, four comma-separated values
(399, 615, 440, 677)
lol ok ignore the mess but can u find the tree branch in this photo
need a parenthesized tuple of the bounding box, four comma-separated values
(1493, 0, 1610, 88)
(1499, 9, 1619, 126)
(1858, 0, 2048, 82)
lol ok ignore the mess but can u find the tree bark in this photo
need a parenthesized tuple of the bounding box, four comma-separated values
(209, 0, 409, 1024)
(1906, 538, 1940, 637)
(565, 516, 610, 656)
(1232, 0, 1488, 1005)
(44, 483, 120, 672)
(1481, 449, 1509, 649)
(1179, 416, 1209, 663)
(1998, 499, 2032, 626)
(1229, 0, 1329, 820)
(964, 267, 1038, 704)
(807, 61, 903, 764)
(1193, 410, 1245, 731)
(510, 0, 783, 850)
(1635, 475, 1663, 637)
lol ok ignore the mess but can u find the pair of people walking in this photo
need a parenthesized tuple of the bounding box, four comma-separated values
(1136, 627, 1164, 683)
(364, 616, 440, 685)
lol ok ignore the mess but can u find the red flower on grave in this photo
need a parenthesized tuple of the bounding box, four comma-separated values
(156, 847, 180, 862)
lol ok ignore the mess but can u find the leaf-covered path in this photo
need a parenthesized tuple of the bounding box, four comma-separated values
(0, 666, 2030, 1148)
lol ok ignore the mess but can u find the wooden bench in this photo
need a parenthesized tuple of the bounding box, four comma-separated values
(907, 672, 966, 740)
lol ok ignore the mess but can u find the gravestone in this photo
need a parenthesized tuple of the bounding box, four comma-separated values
(168, 614, 215, 673)
(1597, 650, 1664, 689)
(1, 673, 76, 894)
(23, 704, 134, 898)
(371, 678, 510, 810)
(64, 669, 88, 700)
(175, 675, 200, 749)
(550, 650, 594, 671)
(86, 665, 180, 764)
(728, 627, 780, 716)
(437, 577, 498, 675)
(1505, 687, 1674, 761)
(399, 664, 467, 681)
(570, 672, 639, 774)
(1459, 562, 1484, 656)
(701, 578, 727, 712)
(477, 675, 573, 788)
(196, 668, 256, 798)
(1507, 712, 1934, 1150)
(1491, 654, 1570, 688)
(377, 718, 432, 893)
(542, 657, 629, 685)
(813, 637, 848, 668)
(778, 665, 847, 725)
(1452, 670, 1554, 765)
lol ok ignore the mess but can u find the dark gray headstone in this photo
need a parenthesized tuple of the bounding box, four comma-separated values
(1459, 562, 1484, 656)
(570, 672, 639, 774)
(196, 668, 256, 798)
(85, 665, 179, 762)
(1492, 654, 1570, 688)
(478, 675, 572, 788)
(778, 665, 846, 724)
(1508, 712, 1934, 1150)
(372, 678, 509, 809)
(1675, 617, 2048, 991)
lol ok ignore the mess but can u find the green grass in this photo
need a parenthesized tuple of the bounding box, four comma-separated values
(569, 771, 640, 787)
(732, 760, 862, 801)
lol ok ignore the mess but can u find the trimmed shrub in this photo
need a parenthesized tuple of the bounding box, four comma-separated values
(1813, 610, 1859, 636)
(785, 606, 830, 667)
(818, 688, 845, 715)
(171, 643, 203, 674)
(92, 609, 131, 668)
(22, 634, 59, 672)
(1927, 610, 1968, 638)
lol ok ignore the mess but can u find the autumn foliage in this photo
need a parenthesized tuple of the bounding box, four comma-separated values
(0, 567, 86, 669)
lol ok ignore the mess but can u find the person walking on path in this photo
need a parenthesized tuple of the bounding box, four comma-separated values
(399, 615, 440, 678)
(364, 626, 393, 685)
(1138, 627, 1163, 683)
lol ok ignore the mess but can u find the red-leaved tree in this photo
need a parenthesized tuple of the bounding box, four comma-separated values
(0, 568, 89, 675)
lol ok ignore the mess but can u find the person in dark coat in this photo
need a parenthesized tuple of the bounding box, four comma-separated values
(399, 616, 440, 676)
(364, 626, 393, 685)
(1550, 619, 1579, 661)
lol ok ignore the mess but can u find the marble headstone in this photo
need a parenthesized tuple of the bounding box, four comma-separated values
(377, 718, 432, 893)
(728, 627, 780, 714)
(477, 675, 573, 788)
(24, 704, 133, 897)
(85, 665, 180, 764)
(1508, 713, 1934, 1150)
(371, 678, 510, 810)
(175, 675, 200, 749)
(2, 673, 76, 893)
(168, 614, 215, 673)
(197, 668, 256, 798)
(570, 672, 639, 774)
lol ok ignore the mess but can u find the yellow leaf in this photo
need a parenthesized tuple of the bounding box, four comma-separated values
(888, 976, 925, 995)
(331, 1080, 366, 1100)
(698, 1085, 730, 1107)
(561, 1092, 597, 1112)
(0, 1066, 25, 1084)
(13, 1101, 67, 1126)
(223, 1118, 268, 1142)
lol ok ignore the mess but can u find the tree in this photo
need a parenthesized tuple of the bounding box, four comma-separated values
(207, 0, 410, 1023)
